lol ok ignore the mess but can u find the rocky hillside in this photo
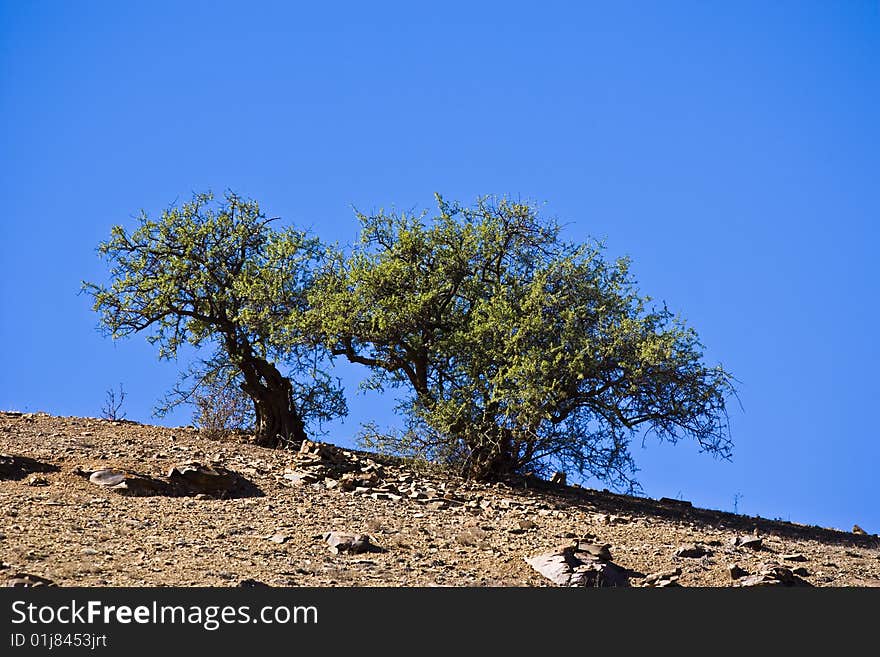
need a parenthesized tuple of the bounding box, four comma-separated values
(1, 411, 878, 587)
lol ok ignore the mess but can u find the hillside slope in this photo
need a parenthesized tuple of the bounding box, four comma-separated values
(1, 412, 878, 587)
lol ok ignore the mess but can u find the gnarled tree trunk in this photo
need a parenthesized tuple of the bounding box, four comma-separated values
(238, 356, 307, 449)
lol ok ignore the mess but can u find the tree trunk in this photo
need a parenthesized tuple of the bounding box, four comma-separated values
(238, 357, 307, 449)
(465, 425, 519, 479)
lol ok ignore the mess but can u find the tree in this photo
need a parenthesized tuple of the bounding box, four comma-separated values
(308, 194, 735, 488)
(84, 191, 345, 447)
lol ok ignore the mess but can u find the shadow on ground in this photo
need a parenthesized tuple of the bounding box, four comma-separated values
(0, 454, 59, 481)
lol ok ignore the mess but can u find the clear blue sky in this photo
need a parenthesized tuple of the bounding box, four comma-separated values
(2, 1, 877, 532)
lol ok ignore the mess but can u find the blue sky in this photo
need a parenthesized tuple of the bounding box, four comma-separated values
(1, 1, 877, 532)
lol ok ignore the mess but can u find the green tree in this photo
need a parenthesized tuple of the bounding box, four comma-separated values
(84, 191, 345, 447)
(308, 194, 735, 488)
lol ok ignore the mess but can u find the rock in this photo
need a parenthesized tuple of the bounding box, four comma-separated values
(268, 534, 289, 544)
(734, 563, 810, 587)
(518, 519, 538, 531)
(72, 465, 93, 478)
(659, 497, 692, 508)
(338, 472, 379, 492)
(5, 573, 55, 587)
(238, 579, 270, 588)
(550, 471, 567, 485)
(781, 553, 807, 562)
(577, 542, 612, 561)
(791, 567, 810, 577)
(732, 536, 763, 551)
(168, 462, 236, 494)
(80, 548, 99, 556)
(282, 471, 319, 485)
(643, 568, 682, 587)
(89, 469, 127, 487)
(26, 474, 50, 486)
(728, 564, 749, 580)
(524, 544, 629, 587)
(675, 543, 709, 559)
(323, 532, 372, 554)
(852, 525, 868, 535)
(86, 468, 165, 495)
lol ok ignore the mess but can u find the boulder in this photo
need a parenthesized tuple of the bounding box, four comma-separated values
(525, 544, 629, 587)
(168, 462, 236, 495)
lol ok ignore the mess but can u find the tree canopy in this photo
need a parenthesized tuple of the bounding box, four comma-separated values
(307, 194, 734, 488)
(84, 191, 345, 447)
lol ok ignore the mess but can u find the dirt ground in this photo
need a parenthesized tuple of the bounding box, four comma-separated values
(2, 411, 878, 587)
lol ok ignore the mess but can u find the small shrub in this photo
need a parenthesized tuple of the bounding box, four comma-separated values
(101, 383, 127, 421)
(192, 374, 254, 441)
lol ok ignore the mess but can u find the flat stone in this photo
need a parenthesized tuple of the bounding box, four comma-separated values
(735, 563, 810, 587)
(269, 534, 289, 544)
(283, 471, 317, 485)
(576, 542, 612, 561)
(5, 573, 55, 587)
(643, 568, 682, 587)
(733, 536, 763, 551)
(89, 469, 127, 487)
(525, 546, 629, 587)
(168, 462, 236, 494)
(323, 532, 372, 554)
(781, 553, 807, 562)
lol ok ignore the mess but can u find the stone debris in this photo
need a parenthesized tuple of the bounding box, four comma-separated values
(275, 439, 472, 509)
(852, 525, 868, 535)
(734, 563, 811, 587)
(595, 514, 630, 525)
(5, 412, 880, 588)
(525, 542, 629, 587)
(323, 532, 373, 554)
(5, 573, 55, 587)
(26, 474, 50, 486)
(642, 568, 682, 587)
(675, 543, 710, 559)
